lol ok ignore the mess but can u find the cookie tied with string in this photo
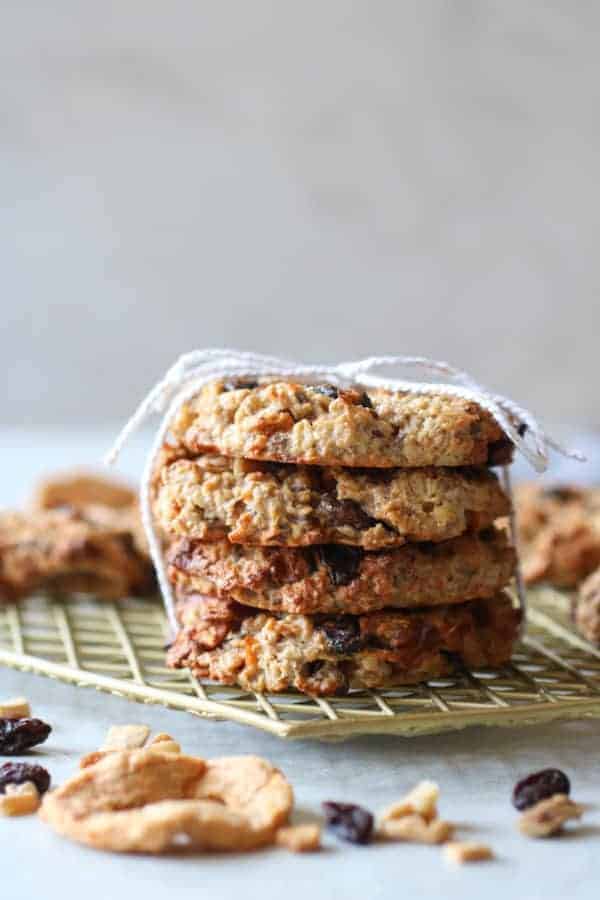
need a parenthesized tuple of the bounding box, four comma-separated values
(106, 350, 584, 633)
(169, 380, 513, 469)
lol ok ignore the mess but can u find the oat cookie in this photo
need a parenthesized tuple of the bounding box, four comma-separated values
(170, 380, 512, 468)
(156, 453, 510, 549)
(0, 507, 154, 601)
(515, 483, 600, 588)
(32, 471, 137, 512)
(166, 527, 515, 615)
(40, 749, 293, 853)
(573, 567, 600, 643)
(167, 592, 520, 695)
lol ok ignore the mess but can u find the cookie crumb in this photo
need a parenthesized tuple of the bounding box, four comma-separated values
(276, 824, 321, 853)
(0, 698, 31, 719)
(444, 841, 493, 863)
(518, 794, 583, 838)
(0, 781, 40, 816)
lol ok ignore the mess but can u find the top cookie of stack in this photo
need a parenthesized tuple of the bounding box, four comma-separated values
(156, 380, 519, 695)
(168, 379, 513, 468)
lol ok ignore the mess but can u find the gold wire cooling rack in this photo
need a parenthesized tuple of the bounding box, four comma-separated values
(2, 588, 600, 741)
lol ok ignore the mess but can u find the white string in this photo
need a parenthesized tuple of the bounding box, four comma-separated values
(501, 465, 527, 638)
(105, 349, 584, 632)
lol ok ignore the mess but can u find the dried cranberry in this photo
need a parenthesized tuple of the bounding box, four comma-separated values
(322, 801, 373, 845)
(0, 718, 52, 755)
(317, 545, 363, 586)
(313, 384, 339, 400)
(222, 380, 258, 392)
(0, 762, 51, 795)
(512, 768, 570, 811)
(320, 616, 363, 654)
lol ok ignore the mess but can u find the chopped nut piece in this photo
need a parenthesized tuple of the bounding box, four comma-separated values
(518, 794, 583, 838)
(79, 751, 108, 769)
(276, 824, 321, 853)
(148, 732, 174, 744)
(0, 698, 31, 720)
(380, 780, 440, 824)
(444, 842, 493, 863)
(378, 813, 453, 845)
(148, 740, 181, 755)
(80, 724, 151, 768)
(0, 781, 40, 816)
(101, 724, 151, 751)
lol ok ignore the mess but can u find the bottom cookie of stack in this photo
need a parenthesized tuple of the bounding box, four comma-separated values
(167, 592, 520, 696)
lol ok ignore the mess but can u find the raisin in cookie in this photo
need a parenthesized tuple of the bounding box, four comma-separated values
(515, 483, 600, 588)
(167, 592, 520, 695)
(155, 453, 510, 549)
(0, 507, 154, 601)
(170, 380, 512, 469)
(166, 527, 516, 615)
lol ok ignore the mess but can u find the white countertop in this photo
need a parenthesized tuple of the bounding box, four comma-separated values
(2, 428, 600, 900)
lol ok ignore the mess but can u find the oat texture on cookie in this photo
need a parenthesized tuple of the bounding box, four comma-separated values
(0, 472, 155, 603)
(147, 372, 523, 694)
(109, 352, 577, 697)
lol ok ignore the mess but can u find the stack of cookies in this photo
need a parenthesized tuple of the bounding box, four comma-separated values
(155, 380, 521, 696)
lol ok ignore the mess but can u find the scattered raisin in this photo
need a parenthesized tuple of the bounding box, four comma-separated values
(322, 801, 374, 845)
(0, 762, 51, 795)
(517, 423, 528, 437)
(312, 384, 339, 400)
(320, 616, 364, 654)
(222, 380, 258, 392)
(0, 718, 52, 755)
(317, 545, 363, 586)
(512, 768, 570, 811)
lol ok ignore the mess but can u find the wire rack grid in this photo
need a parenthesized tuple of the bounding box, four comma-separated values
(2, 588, 600, 741)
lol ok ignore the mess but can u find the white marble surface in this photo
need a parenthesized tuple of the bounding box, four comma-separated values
(2, 2, 600, 425)
(1, 428, 600, 900)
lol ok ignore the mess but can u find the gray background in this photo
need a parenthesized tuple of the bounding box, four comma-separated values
(2, 1, 599, 425)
